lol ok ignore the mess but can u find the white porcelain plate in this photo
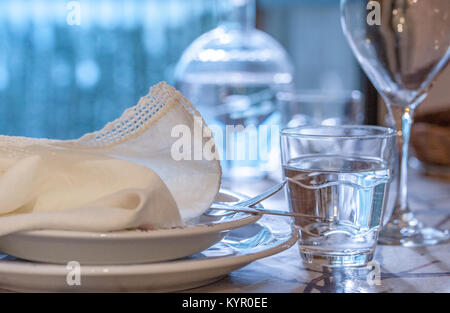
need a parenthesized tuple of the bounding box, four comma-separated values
(0, 190, 261, 265)
(0, 216, 298, 292)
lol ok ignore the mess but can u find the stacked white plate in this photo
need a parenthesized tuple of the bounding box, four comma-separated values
(0, 189, 298, 292)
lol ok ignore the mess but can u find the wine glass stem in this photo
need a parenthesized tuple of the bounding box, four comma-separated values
(393, 106, 415, 217)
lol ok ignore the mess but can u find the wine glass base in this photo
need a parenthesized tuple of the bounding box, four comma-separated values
(378, 223, 450, 247)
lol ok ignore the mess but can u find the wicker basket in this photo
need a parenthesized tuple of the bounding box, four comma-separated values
(411, 108, 450, 178)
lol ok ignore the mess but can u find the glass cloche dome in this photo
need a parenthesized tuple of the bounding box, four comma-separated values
(175, 0, 294, 180)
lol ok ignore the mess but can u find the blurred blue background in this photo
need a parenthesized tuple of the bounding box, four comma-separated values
(0, 0, 361, 139)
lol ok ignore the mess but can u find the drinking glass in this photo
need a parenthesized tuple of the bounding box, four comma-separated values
(277, 90, 365, 127)
(266, 89, 367, 181)
(341, 0, 450, 246)
(281, 125, 396, 267)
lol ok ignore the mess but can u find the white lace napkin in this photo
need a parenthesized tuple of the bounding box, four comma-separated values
(0, 82, 221, 236)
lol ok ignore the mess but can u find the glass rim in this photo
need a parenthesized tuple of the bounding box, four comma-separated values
(280, 125, 396, 139)
(276, 90, 362, 102)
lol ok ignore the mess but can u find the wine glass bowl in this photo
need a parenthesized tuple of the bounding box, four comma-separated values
(341, 0, 450, 108)
(341, 0, 450, 246)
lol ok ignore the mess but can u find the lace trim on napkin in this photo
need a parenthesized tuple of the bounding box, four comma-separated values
(0, 82, 215, 157)
(67, 82, 209, 149)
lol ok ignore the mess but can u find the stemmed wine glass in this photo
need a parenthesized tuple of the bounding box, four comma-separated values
(341, 0, 450, 246)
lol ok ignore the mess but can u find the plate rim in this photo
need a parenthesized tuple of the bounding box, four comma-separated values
(5, 189, 261, 240)
(0, 222, 299, 276)
(12, 213, 261, 240)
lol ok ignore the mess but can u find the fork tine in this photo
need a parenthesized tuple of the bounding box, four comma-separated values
(207, 181, 287, 217)
(233, 181, 286, 207)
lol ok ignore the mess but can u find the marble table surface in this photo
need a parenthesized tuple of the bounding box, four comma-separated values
(190, 169, 450, 293)
(0, 169, 447, 293)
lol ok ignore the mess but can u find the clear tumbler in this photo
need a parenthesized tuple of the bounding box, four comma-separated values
(280, 125, 396, 267)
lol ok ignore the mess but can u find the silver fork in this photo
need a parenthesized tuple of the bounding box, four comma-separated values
(205, 181, 287, 217)
(209, 202, 319, 219)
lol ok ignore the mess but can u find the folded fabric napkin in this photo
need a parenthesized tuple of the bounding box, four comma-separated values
(0, 82, 221, 236)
